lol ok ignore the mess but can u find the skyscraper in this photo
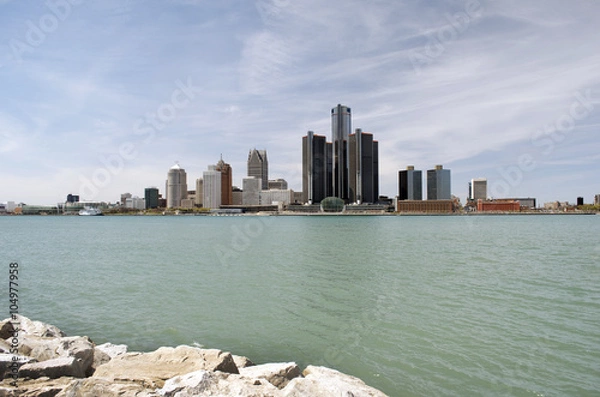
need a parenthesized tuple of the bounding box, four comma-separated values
(398, 166, 422, 200)
(427, 165, 451, 200)
(348, 128, 379, 203)
(470, 178, 487, 201)
(247, 149, 268, 190)
(203, 165, 221, 210)
(216, 156, 233, 205)
(331, 104, 351, 201)
(302, 131, 331, 204)
(166, 163, 187, 208)
(144, 187, 159, 209)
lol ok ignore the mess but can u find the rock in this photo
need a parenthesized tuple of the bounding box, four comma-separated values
(15, 336, 60, 362)
(157, 370, 211, 397)
(0, 320, 14, 340)
(55, 378, 160, 397)
(15, 336, 94, 377)
(158, 371, 281, 397)
(281, 366, 388, 397)
(94, 343, 127, 358)
(93, 346, 238, 388)
(232, 354, 255, 368)
(90, 348, 110, 373)
(8, 316, 65, 338)
(0, 353, 31, 379)
(0, 377, 74, 397)
(18, 357, 86, 379)
(239, 362, 301, 389)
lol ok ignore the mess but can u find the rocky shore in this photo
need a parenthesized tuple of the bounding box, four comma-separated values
(0, 315, 387, 396)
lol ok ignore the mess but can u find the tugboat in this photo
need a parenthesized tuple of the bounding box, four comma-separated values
(78, 207, 103, 216)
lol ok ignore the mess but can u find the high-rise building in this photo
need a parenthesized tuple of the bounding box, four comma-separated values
(203, 165, 221, 210)
(398, 166, 422, 200)
(120, 193, 132, 206)
(348, 129, 379, 203)
(195, 179, 203, 207)
(595, 194, 600, 206)
(427, 165, 451, 200)
(216, 156, 233, 205)
(470, 178, 487, 201)
(268, 178, 288, 190)
(166, 163, 187, 208)
(242, 177, 261, 205)
(248, 149, 268, 190)
(302, 131, 331, 204)
(144, 187, 159, 209)
(331, 104, 351, 201)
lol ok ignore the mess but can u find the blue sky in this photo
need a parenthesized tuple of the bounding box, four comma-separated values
(1, 0, 599, 205)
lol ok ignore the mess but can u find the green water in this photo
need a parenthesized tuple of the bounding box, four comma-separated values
(1, 215, 599, 396)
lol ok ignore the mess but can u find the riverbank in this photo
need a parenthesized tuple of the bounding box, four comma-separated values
(0, 315, 388, 396)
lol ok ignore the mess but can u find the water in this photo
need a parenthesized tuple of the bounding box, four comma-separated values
(1, 214, 599, 396)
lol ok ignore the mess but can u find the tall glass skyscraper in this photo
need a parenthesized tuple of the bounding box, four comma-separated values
(398, 166, 423, 200)
(331, 104, 351, 201)
(247, 149, 268, 190)
(302, 131, 331, 204)
(427, 165, 451, 200)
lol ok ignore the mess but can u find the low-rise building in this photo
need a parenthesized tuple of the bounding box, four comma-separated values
(395, 199, 454, 213)
(477, 199, 520, 212)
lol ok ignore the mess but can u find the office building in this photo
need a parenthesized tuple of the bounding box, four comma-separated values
(577, 197, 584, 206)
(332, 104, 351, 201)
(302, 131, 332, 204)
(66, 194, 80, 203)
(398, 166, 423, 201)
(125, 197, 145, 210)
(427, 165, 451, 200)
(216, 157, 233, 205)
(144, 187, 159, 209)
(470, 178, 487, 201)
(268, 178, 288, 190)
(203, 165, 221, 210)
(348, 128, 379, 203)
(595, 194, 600, 206)
(120, 193, 132, 206)
(248, 149, 269, 190)
(242, 177, 261, 205)
(166, 163, 187, 208)
(195, 179, 203, 207)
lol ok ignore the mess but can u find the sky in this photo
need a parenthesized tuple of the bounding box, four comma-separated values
(1, 0, 599, 206)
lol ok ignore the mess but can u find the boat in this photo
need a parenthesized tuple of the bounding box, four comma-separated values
(78, 207, 103, 216)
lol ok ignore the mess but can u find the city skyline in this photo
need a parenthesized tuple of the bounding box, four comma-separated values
(1, 1, 599, 205)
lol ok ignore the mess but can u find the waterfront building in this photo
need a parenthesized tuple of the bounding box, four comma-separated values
(216, 157, 233, 205)
(477, 199, 520, 212)
(120, 193, 132, 206)
(577, 197, 584, 206)
(427, 165, 451, 200)
(248, 149, 269, 190)
(395, 199, 454, 213)
(66, 194, 80, 203)
(260, 189, 294, 206)
(470, 178, 487, 201)
(501, 198, 537, 210)
(398, 166, 423, 201)
(125, 197, 145, 210)
(203, 166, 221, 210)
(332, 104, 351, 201)
(348, 129, 379, 204)
(595, 194, 600, 206)
(242, 177, 261, 205)
(268, 178, 288, 190)
(195, 179, 204, 207)
(144, 187, 159, 209)
(166, 163, 188, 208)
(232, 186, 243, 205)
(302, 131, 332, 204)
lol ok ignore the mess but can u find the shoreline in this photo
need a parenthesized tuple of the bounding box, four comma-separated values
(0, 315, 388, 396)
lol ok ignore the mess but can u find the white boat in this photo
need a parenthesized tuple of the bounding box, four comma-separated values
(78, 207, 103, 216)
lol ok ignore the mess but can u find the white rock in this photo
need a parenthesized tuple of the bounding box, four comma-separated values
(240, 362, 301, 389)
(282, 366, 388, 397)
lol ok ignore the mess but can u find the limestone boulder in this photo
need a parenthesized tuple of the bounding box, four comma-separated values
(232, 354, 255, 369)
(18, 357, 87, 379)
(158, 371, 281, 397)
(0, 376, 74, 397)
(282, 366, 388, 397)
(55, 378, 160, 397)
(8, 316, 65, 338)
(0, 353, 31, 379)
(93, 345, 238, 388)
(239, 362, 301, 389)
(94, 343, 127, 358)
